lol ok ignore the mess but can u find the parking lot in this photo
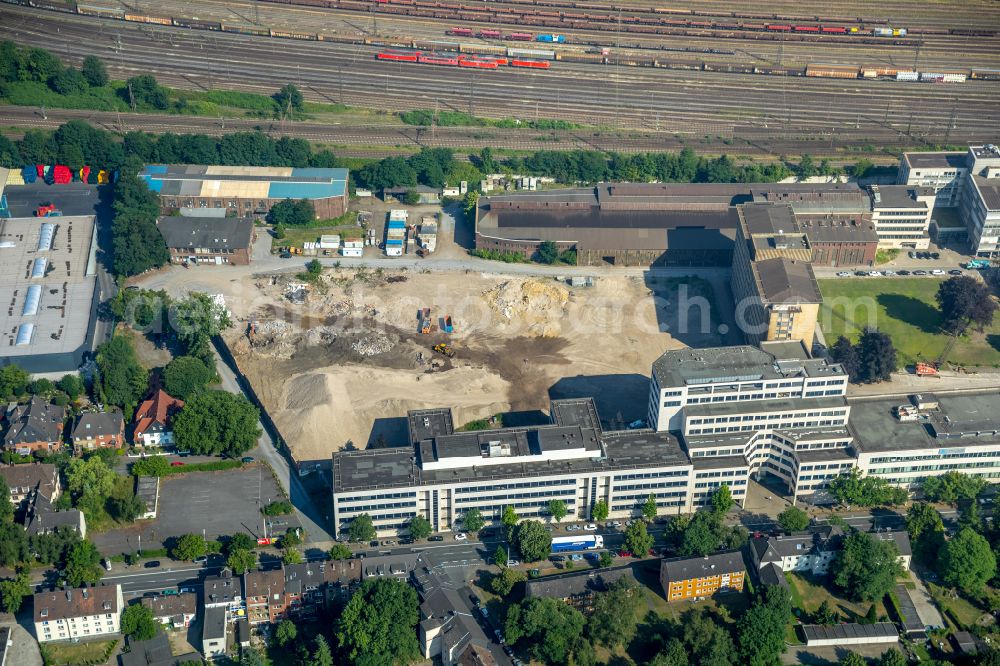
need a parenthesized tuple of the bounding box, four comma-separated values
(2, 181, 111, 219)
(92, 465, 299, 556)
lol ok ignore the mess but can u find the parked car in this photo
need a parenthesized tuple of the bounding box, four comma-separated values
(908, 251, 916, 259)
(584, 552, 599, 560)
(948, 269, 963, 275)
(931, 269, 946, 275)
(428, 536, 444, 542)
(854, 271, 868, 276)
(144, 561, 161, 568)
(279, 251, 292, 259)
(931, 252, 941, 260)
(550, 555, 566, 562)
(399, 537, 414, 545)
(479, 607, 489, 618)
(897, 270, 911, 275)
(608, 521, 622, 528)
(507, 559, 520, 567)
(170, 462, 185, 467)
(504, 645, 514, 657)
(454, 532, 467, 541)
(884, 270, 896, 276)
(570, 554, 583, 561)
(584, 523, 597, 531)
(241, 456, 255, 463)
(566, 524, 582, 532)
(868, 271, 883, 277)
(103, 559, 112, 572)
(495, 629, 505, 644)
(836, 271, 851, 277)
(913, 270, 928, 275)
(193, 556, 207, 564)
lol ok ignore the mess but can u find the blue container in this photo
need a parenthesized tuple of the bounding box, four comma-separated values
(21, 166, 37, 183)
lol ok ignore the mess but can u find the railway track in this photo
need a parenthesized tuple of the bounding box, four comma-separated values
(2, 5, 998, 146)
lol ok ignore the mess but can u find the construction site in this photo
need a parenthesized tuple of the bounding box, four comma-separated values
(219, 266, 733, 462)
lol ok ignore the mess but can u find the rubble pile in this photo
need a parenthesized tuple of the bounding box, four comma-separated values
(352, 333, 394, 357)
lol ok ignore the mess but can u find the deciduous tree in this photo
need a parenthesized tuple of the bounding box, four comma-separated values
(274, 619, 297, 646)
(777, 506, 811, 532)
(491, 567, 526, 596)
(589, 579, 643, 648)
(226, 548, 257, 575)
(710, 485, 734, 515)
(172, 390, 261, 457)
(273, 83, 304, 113)
(937, 275, 998, 334)
(737, 586, 792, 666)
(591, 499, 609, 522)
(624, 520, 654, 557)
(938, 527, 997, 595)
(407, 515, 431, 540)
(162, 355, 215, 400)
(94, 337, 147, 414)
(642, 493, 658, 521)
(905, 502, 945, 565)
(81, 55, 108, 87)
(171, 534, 207, 561)
(63, 540, 103, 587)
(121, 603, 159, 640)
(336, 578, 420, 666)
(857, 327, 897, 383)
(347, 514, 376, 543)
(462, 508, 484, 533)
(921, 471, 987, 503)
(329, 543, 352, 560)
(513, 520, 552, 562)
(0, 572, 31, 614)
(504, 597, 586, 666)
(111, 173, 169, 277)
(547, 499, 568, 523)
(833, 532, 904, 602)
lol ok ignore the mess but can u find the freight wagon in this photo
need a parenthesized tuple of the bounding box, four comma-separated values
(805, 63, 860, 79)
(507, 47, 556, 59)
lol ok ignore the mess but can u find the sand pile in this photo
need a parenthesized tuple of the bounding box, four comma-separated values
(275, 365, 511, 456)
(484, 279, 569, 335)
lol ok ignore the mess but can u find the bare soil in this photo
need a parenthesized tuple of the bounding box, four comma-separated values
(222, 266, 729, 461)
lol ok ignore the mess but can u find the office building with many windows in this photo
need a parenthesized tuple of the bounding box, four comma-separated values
(331, 398, 695, 537)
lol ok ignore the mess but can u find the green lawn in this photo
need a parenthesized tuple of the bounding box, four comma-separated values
(786, 572, 886, 622)
(42, 638, 117, 666)
(818, 278, 1000, 367)
(277, 224, 363, 250)
(927, 583, 988, 629)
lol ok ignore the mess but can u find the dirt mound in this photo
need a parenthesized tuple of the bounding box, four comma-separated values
(484, 279, 570, 336)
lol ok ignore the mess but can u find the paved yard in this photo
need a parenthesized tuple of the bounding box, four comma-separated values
(92, 465, 298, 555)
(2, 181, 109, 218)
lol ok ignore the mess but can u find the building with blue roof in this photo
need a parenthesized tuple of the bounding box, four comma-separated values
(139, 165, 349, 220)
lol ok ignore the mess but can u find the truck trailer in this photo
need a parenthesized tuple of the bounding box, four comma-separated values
(551, 535, 604, 552)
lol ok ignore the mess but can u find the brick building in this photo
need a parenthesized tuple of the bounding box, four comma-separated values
(71, 412, 125, 451)
(133, 390, 184, 447)
(157, 216, 255, 266)
(140, 165, 349, 220)
(660, 551, 746, 602)
(3, 398, 65, 454)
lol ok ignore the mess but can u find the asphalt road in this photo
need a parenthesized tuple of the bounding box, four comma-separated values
(3, 6, 998, 145)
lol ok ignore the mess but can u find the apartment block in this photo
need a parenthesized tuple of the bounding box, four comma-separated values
(33, 585, 123, 643)
(897, 152, 969, 207)
(749, 526, 912, 576)
(660, 551, 746, 602)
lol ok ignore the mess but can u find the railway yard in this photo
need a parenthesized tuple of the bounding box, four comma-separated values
(1, 0, 998, 152)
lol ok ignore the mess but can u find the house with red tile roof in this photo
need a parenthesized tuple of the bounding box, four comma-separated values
(133, 390, 184, 447)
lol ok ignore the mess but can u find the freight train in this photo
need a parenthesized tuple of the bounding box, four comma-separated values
(376, 50, 549, 68)
(444, 24, 905, 43)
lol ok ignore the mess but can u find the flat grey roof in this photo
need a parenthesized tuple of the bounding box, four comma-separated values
(850, 391, 1000, 454)
(741, 202, 798, 236)
(202, 606, 227, 641)
(973, 176, 1000, 210)
(0, 216, 98, 360)
(794, 448, 856, 463)
(652, 344, 843, 390)
(904, 152, 967, 169)
(333, 428, 690, 493)
(802, 622, 898, 643)
(871, 185, 932, 210)
(683, 432, 758, 451)
(525, 564, 635, 599)
(692, 454, 751, 470)
(157, 216, 253, 251)
(686, 396, 848, 418)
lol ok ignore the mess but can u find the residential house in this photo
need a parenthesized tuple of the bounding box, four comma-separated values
(749, 526, 912, 576)
(156, 216, 255, 266)
(413, 564, 496, 666)
(3, 398, 66, 454)
(121, 632, 200, 666)
(524, 565, 635, 602)
(133, 390, 184, 447)
(203, 569, 244, 618)
(244, 560, 352, 625)
(660, 551, 746, 602)
(141, 592, 197, 628)
(71, 412, 125, 451)
(244, 568, 287, 625)
(24, 503, 86, 538)
(33, 584, 123, 643)
(202, 606, 228, 659)
(0, 463, 59, 507)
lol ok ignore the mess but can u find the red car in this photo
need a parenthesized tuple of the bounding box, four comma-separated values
(170, 461, 185, 467)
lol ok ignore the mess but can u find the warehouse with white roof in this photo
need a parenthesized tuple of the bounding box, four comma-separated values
(0, 215, 100, 373)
